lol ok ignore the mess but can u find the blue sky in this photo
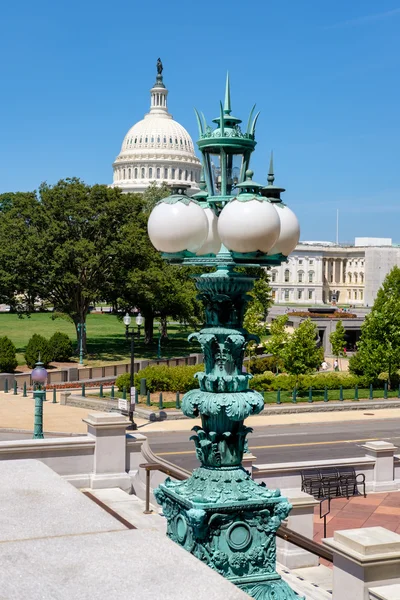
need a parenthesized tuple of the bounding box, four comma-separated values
(1, 0, 399, 242)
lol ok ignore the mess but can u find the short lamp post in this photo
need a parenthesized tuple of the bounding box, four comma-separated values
(77, 322, 86, 365)
(31, 359, 48, 440)
(157, 322, 162, 360)
(123, 312, 143, 428)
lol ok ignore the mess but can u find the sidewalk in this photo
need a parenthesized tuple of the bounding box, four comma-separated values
(2, 390, 400, 435)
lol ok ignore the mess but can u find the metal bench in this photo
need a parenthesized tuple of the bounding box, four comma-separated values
(301, 467, 366, 499)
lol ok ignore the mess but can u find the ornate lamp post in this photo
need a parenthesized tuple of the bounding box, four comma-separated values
(31, 359, 48, 440)
(123, 312, 143, 427)
(147, 75, 301, 599)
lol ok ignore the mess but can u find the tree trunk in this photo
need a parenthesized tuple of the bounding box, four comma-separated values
(160, 315, 168, 340)
(144, 314, 154, 344)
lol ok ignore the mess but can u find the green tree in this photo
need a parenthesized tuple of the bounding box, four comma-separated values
(329, 320, 346, 370)
(25, 334, 52, 368)
(264, 314, 289, 372)
(49, 332, 73, 362)
(0, 337, 18, 372)
(282, 318, 322, 381)
(351, 267, 400, 387)
(0, 180, 146, 350)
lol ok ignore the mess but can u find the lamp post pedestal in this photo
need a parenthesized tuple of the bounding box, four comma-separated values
(154, 269, 299, 599)
(33, 389, 45, 440)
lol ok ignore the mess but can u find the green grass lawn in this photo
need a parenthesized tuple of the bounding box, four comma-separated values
(0, 313, 200, 367)
(262, 388, 399, 403)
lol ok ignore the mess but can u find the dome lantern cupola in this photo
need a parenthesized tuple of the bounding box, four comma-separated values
(111, 59, 201, 195)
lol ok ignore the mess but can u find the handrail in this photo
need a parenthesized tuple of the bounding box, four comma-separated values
(138, 460, 333, 562)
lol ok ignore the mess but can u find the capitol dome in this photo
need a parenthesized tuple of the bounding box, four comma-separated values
(111, 62, 201, 194)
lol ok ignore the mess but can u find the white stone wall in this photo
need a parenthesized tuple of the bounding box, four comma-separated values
(364, 247, 400, 307)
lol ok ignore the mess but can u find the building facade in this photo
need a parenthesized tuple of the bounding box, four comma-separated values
(270, 239, 398, 306)
(111, 61, 201, 195)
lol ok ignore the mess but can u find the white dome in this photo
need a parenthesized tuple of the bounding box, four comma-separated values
(268, 203, 300, 257)
(111, 72, 201, 195)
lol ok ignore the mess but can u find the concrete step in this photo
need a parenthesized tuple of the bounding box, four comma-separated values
(82, 488, 167, 533)
(278, 564, 332, 599)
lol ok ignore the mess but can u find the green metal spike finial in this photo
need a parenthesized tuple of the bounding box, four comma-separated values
(224, 72, 231, 114)
(268, 151, 275, 184)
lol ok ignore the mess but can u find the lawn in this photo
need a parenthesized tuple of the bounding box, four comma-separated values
(0, 313, 200, 367)
(262, 388, 399, 403)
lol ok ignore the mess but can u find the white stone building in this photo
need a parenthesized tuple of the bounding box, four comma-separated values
(111, 61, 201, 194)
(270, 238, 398, 306)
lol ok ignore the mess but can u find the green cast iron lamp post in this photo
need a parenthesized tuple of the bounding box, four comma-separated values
(147, 68, 301, 600)
(123, 311, 143, 430)
(31, 358, 48, 440)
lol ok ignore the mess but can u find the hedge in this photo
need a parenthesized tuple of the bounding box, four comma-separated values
(0, 336, 17, 372)
(116, 364, 204, 394)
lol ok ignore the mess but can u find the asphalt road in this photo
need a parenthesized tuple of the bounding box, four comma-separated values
(146, 418, 400, 471)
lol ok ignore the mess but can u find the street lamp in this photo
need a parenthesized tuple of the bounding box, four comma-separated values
(147, 74, 300, 599)
(77, 322, 86, 365)
(123, 312, 143, 429)
(31, 358, 48, 440)
(157, 321, 162, 360)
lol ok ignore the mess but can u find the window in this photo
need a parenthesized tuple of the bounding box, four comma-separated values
(163, 136, 166, 144)
(185, 170, 188, 181)
(134, 168, 138, 179)
(360, 290, 363, 300)
(348, 273, 352, 283)
(156, 168, 160, 179)
(271, 271, 277, 283)
(284, 289, 290, 301)
(360, 273, 364, 283)
(272, 290, 276, 300)
(297, 289, 303, 300)
(178, 169, 182, 180)
(169, 137, 172, 144)
(309, 259, 314, 265)
(354, 290, 358, 300)
(149, 167, 153, 178)
(128, 168, 131, 179)
(348, 290, 351, 299)
(141, 168, 145, 178)
(298, 259, 303, 265)
(164, 167, 168, 179)
(354, 273, 358, 284)
(157, 136, 160, 143)
(284, 269, 290, 283)
(139, 137, 142, 143)
(145, 137, 148, 143)
(171, 168, 175, 179)
(175, 138, 178, 145)
(308, 271, 314, 283)
(134, 137, 137, 144)
(123, 169, 126, 179)
(151, 136, 154, 143)
(298, 270, 304, 283)
(308, 289, 313, 300)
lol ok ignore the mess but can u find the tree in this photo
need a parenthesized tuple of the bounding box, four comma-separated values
(49, 332, 73, 362)
(282, 318, 322, 381)
(25, 334, 52, 368)
(0, 337, 18, 372)
(329, 320, 346, 370)
(0, 180, 146, 350)
(350, 267, 400, 387)
(264, 314, 289, 372)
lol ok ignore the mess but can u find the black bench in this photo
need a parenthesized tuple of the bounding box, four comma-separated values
(301, 467, 366, 499)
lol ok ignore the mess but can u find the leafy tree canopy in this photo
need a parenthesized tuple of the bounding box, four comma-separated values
(282, 318, 322, 378)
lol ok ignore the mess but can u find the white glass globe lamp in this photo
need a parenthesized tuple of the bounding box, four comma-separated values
(136, 313, 144, 327)
(148, 192, 208, 254)
(267, 203, 300, 257)
(217, 171, 280, 253)
(123, 313, 131, 326)
(196, 207, 221, 256)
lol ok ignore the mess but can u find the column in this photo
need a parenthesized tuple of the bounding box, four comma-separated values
(363, 441, 397, 492)
(276, 489, 320, 569)
(324, 259, 328, 281)
(324, 527, 400, 600)
(83, 412, 131, 490)
(339, 259, 344, 284)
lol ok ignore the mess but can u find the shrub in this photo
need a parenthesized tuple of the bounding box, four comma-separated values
(250, 372, 276, 392)
(24, 334, 52, 368)
(249, 355, 284, 374)
(116, 364, 204, 393)
(0, 336, 17, 372)
(49, 332, 73, 362)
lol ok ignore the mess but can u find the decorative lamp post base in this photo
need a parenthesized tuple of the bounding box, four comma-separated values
(154, 269, 302, 599)
(155, 466, 300, 600)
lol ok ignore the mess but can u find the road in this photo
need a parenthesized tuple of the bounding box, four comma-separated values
(146, 418, 400, 471)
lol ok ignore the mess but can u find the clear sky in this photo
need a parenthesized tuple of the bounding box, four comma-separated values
(1, 0, 399, 242)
